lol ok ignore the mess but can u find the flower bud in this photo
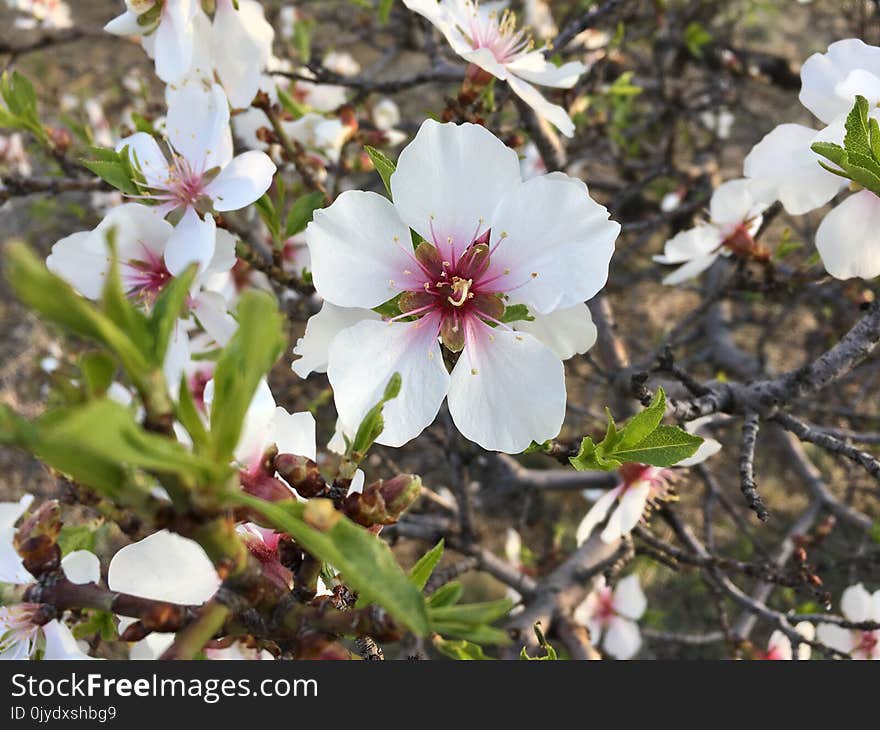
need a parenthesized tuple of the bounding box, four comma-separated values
(274, 453, 327, 498)
(14, 500, 61, 577)
(343, 475, 421, 527)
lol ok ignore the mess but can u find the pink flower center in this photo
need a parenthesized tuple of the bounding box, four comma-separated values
(123, 242, 173, 303)
(391, 221, 534, 352)
(0, 604, 41, 657)
(463, 3, 532, 64)
(854, 630, 879, 659)
(593, 587, 617, 626)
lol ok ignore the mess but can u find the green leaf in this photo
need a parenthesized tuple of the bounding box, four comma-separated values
(82, 146, 140, 196)
(79, 352, 116, 398)
(231, 494, 430, 635)
(409, 539, 444, 590)
(100, 231, 153, 358)
(427, 581, 463, 608)
(613, 424, 703, 466)
(292, 19, 314, 63)
(364, 145, 396, 195)
(429, 598, 513, 626)
(174, 375, 209, 453)
(72, 610, 117, 641)
(276, 86, 307, 120)
(208, 291, 285, 460)
(284, 191, 325, 238)
(844, 95, 872, 158)
(148, 263, 198, 365)
(520, 623, 558, 660)
(500, 303, 534, 324)
(683, 21, 713, 58)
(0, 71, 47, 144)
(350, 372, 402, 455)
(58, 525, 96, 556)
(430, 621, 510, 645)
(810, 141, 848, 169)
(434, 638, 492, 660)
(617, 387, 666, 449)
(4, 242, 150, 380)
(569, 435, 621, 472)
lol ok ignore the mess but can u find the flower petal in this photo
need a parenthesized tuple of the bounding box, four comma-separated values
(743, 123, 846, 215)
(709, 178, 767, 227)
(505, 73, 575, 137)
(391, 120, 521, 260)
(212, 0, 274, 109)
(269, 408, 317, 461)
(603, 616, 642, 660)
(108, 530, 220, 605)
(153, 0, 197, 83)
(654, 225, 722, 265)
(165, 207, 217, 275)
(613, 574, 647, 620)
(660, 252, 719, 286)
(815, 190, 880, 280)
(485, 172, 618, 313)
(816, 623, 854, 655)
(576, 486, 622, 545)
(507, 52, 586, 88)
(514, 303, 597, 360)
(292, 302, 381, 378)
(306, 190, 414, 308)
(800, 39, 880, 124)
(116, 132, 168, 189)
(327, 315, 450, 447)
(42, 621, 96, 660)
(166, 83, 233, 171)
(447, 321, 565, 453)
(61, 550, 101, 585)
(602, 481, 649, 541)
(841, 582, 874, 623)
(204, 151, 276, 211)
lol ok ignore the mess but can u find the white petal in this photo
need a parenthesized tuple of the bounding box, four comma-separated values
(486, 172, 618, 314)
(192, 291, 237, 346)
(233, 379, 277, 465)
(506, 74, 575, 137)
(504, 528, 522, 565)
(660, 253, 719, 286)
(709, 178, 767, 226)
(743, 123, 846, 215)
(675, 436, 722, 467)
(104, 10, 146, 36)
(767, 630, 793, 660)
(42, 621, 95, 660)
(166, 83, 232, 171)
(613, 574, 647, 620)
(204, 151, 276, 211)
(212, 0, 274, 109)
(654, 225, 722, 265)
(163, 324, 191, 397)
(514, 303, 597, 360)
(446, 322, 565, 453)
(815, 190, 880, 280)
(269, 408, 317, 461)
(603, 616, 642, 660)
(292, 302, 381, 378)
(327, 316, 450, 448)
(841, 583, 874, 622)
(46, 231, 108, 300)
(0, 494, 33, 531)
(117, 132, 168, 189)
(306, 190, 414, 308)
(391, 120, 521, 260)
(799, 39, 880, 124)
(153, 0, 197, 84)
(609, 481, 650, 537)
(575, 486, 622, 545)
(402, 0, 474, 57)
(165, 207, 216, 275)
(108, 530, 220, 605)
(816, 623, 855, 655)
(507, 52, 586, 88)
(130, 632, 175, 660)
(61, 550, 100, 585)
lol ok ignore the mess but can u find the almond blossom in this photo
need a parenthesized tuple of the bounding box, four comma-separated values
(573, 574, 646, 660)
(743, 39, 880, 280)
(117, 83, 275, 274)
(760, 622, 814, 660)
(46, 203, 238, 348)
(303, 120, 617, 452)
(654, 179, 768, 285)
(8, 0, 72, 30)
(402, 0, 585, 136)
(816, 583, 880, 659)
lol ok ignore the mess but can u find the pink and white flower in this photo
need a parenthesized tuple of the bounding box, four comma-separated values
(817, 583, 880, 659)
(743, 39, 880, 280)
(9, 0, 72, 30)
(46, 203, 238, 348)
(760, 622, 814, 660)
(654, 179, 768, 285)
(105, 0, 200, 85)
(117, 83, 275, 274)
(573, 574, 646, 660)
(402, 0, 585, 136)
(576, 464, 674, 544)
(303, 120, 617, 452)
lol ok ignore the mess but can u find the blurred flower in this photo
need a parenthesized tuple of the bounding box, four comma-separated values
(760, 622, 814, 660)
(574, 574, 646, 660)
(402, 0, 585, 136)
(0, 133, 32, 178)
(654, 179, 768, 285)
(9, 0, 72, 29)
(817, 583, 880, 659)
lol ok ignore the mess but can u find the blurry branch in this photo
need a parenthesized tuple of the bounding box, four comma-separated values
(0, 175, 110, 204)
(272, 63, 464, 94)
